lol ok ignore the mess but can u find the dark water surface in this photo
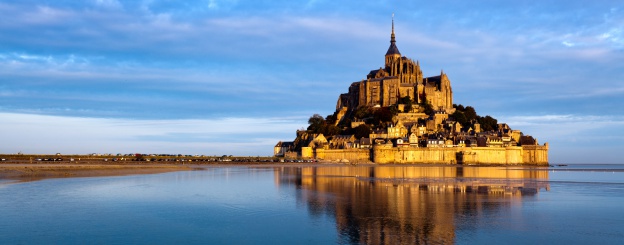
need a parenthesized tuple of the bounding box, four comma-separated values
(1, 164, 623, 244)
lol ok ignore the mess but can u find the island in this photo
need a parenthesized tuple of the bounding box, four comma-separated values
(275, 18, 548, 165)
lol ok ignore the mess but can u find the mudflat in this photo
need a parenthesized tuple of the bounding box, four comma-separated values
(0, 163, 194, 182)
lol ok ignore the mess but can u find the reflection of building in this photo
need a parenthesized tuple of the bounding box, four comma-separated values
(274, 166, 549, 244)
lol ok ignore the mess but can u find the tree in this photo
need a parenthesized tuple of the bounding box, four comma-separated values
(389, 104, 400, 116)
(307, 114, 326, 133)
(354, 106, 371, 119)
(325, 114, 337, 125)
(464, 106, 477, 121)
(354, 124, 372, 139)
(323, 125, 340, 137)
(373, 107, 393, 126)
(420, 100, 434, 115)
(404, 103, 413, 113)
(399, 96, 411, 105)
(399, 96, 413, 112)
(478, 115, 498, 131)
(451, 111, 467, 126)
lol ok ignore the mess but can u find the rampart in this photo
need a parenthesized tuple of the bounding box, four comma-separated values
(314, 143, 548, 165)
(314, 148, 371, 163)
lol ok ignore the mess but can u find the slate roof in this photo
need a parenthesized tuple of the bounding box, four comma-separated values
(424, 75, 441, 84)
(386, 42, 401, 56)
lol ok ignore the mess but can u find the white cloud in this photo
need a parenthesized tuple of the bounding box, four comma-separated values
(208, 0, 219, 9)
(17, 5, 75, 25)
(499, 114, 624, 141)
(494, 114, 624, 163)
(0, 113, 305, 156)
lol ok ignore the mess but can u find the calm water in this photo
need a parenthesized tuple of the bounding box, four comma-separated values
(1, 164, 623, 244)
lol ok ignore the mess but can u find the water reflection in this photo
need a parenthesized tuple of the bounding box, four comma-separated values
(275, 166, 549, 245)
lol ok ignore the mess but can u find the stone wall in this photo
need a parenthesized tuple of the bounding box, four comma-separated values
(315, 148, 371, 163)
(521, 143, 549, 165)
(373, 145, 458, 164)
(372, 144, 548, 165)
(458, 147, 524, 165)
(312, 144, 548, 165)
(301, 147, 313, 159)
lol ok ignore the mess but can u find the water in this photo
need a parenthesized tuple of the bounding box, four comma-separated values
(0, 165, 623, 244)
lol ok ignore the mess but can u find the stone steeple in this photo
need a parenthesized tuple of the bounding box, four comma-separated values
(385, 14, 401, 66)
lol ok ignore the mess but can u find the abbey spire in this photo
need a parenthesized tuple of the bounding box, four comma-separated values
(385, 14, 401, 67)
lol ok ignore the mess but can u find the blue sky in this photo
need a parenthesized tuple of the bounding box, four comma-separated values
(1, 0, 623, 163)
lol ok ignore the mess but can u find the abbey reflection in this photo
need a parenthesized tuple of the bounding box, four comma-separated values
(274, 166, 549, 244)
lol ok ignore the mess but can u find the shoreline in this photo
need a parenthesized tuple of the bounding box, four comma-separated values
(0, 161, 560, 183)
(0, 163, 194, 183)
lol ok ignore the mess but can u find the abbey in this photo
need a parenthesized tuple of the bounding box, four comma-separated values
(275, 18, 548, 165)
(337, 18, 453, 112)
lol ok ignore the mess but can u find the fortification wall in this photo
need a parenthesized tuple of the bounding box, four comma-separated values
(459, 147, 523, 165)
(310, 144, 548, 165)
(372, 144, 548, 165)
(301, 147, 313, 159)
(521, 144, 549, 165)
(315, 149, 371, 163)
(372, 146, 458, 164)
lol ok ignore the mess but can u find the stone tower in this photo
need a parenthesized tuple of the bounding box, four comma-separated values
(385, 15, 401, 67)
(336, 15, 451, 113)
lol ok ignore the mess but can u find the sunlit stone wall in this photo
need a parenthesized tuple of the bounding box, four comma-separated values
(313, 144, 548, 165)
(371, 145, 548, 165)
(315, 149, 371, 163)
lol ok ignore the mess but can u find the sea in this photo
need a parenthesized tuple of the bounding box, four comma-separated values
(0, 164, 623, 244)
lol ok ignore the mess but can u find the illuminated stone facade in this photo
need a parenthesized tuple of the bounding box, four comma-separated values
(276, 17, 549, 165)
(337, 18, 453, 111)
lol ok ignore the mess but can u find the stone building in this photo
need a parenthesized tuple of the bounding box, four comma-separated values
(336, 17, 453, 113)
(275, 17, 548, 165)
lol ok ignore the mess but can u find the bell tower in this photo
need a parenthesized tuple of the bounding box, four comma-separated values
(385, 14, 401, 67)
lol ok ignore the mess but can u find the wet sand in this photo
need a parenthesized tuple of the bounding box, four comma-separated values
(0, 163, 194, 182)
(0, 161, 377, 182)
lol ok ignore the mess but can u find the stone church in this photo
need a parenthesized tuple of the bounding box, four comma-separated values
(276, 17, 549, 165)
(336, 18, 453, 112)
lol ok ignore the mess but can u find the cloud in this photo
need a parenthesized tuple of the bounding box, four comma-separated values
(548, 86, 624, 100)
(501, 114, 624, 132)
(498, 114, 624, 163)
(0, 112, 305, 155)
(22, 5, 74, 25)
(562, 41, 575, 47)
(1, 1, 624, 163)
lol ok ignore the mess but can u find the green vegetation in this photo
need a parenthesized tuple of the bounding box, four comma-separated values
(419, 99, 434, 116)
(478, 115, 498, 132)
(350, 106, 394, 128)
(306, 102, 499, 139)
(399, 96, 413, 112)
(353, 124, 372, 139)
(452, 104, 498, 131)
(306, 114, 340, 137)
